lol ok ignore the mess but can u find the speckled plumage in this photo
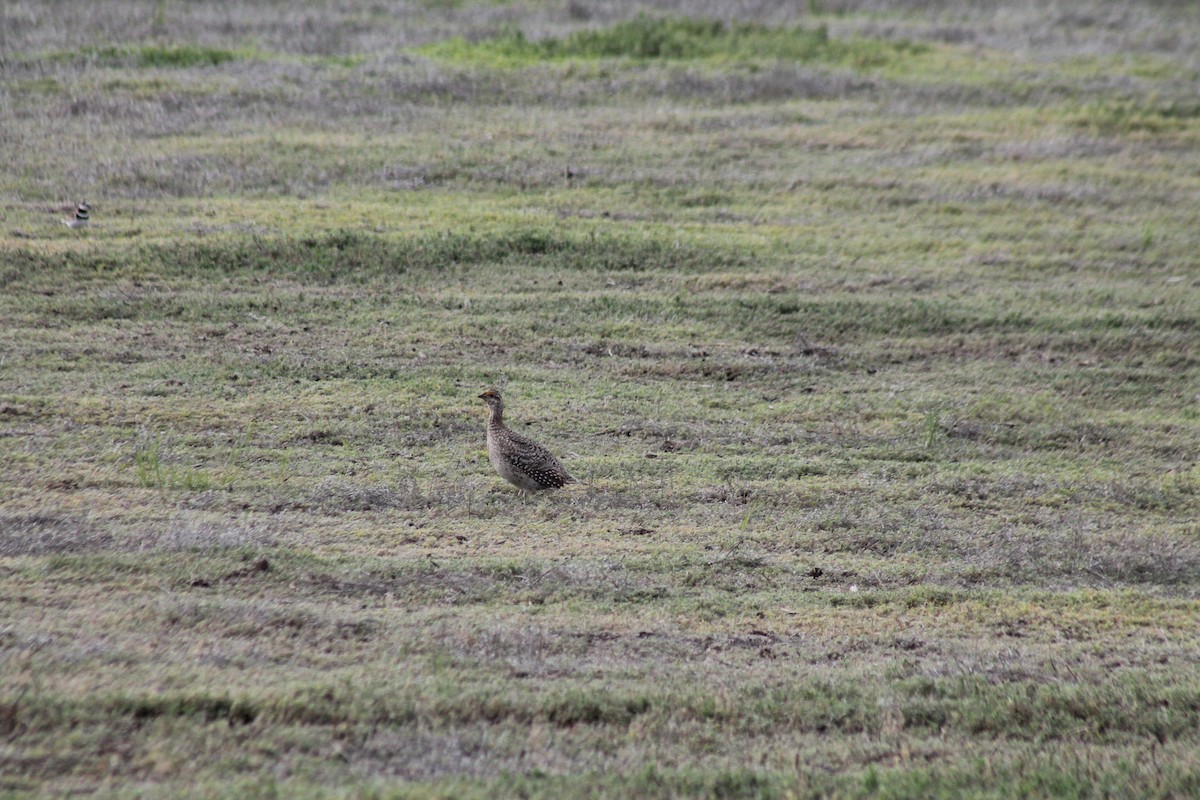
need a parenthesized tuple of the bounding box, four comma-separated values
(479, 390, 576, 494)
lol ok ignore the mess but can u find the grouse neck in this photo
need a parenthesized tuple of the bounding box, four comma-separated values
(487, 405, 504, 429)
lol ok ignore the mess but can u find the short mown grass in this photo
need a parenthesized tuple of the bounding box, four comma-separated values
(3, 0, 1200, 797)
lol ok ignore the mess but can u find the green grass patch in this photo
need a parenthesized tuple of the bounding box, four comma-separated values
(33, 44, 363, 70)
(2, 228, 752, 291)
(1068, 98, 1200, 135)
(47, 44, 247, 68)
(419, 15, 928, 68)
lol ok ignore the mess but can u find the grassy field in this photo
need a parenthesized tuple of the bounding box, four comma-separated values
(2, 1, 1200, 797)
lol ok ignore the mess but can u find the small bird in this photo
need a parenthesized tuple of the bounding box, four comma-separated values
(63, 201, 91, 229)
(479, 389, 577, 495)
